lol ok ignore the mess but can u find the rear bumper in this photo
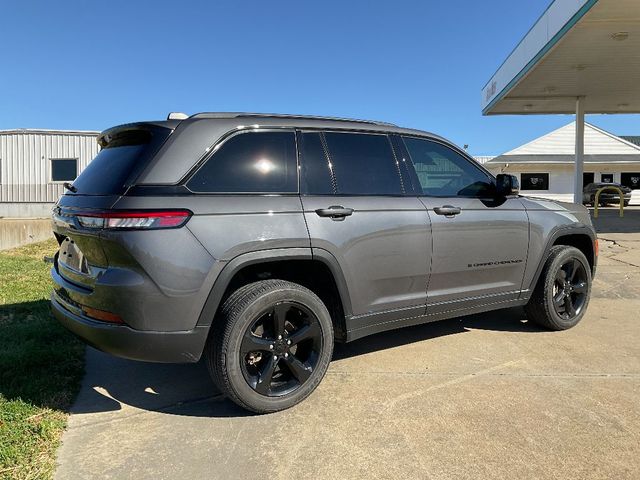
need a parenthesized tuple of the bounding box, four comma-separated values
(51, 291, 209, 363)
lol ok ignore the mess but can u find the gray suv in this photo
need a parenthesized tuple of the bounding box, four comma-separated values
(51, 113, 597, 413)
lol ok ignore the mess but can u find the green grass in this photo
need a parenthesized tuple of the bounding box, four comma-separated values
(0, 240, 85, 480)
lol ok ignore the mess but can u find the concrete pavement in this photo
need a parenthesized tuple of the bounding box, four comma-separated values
(55, 211, 640, 480)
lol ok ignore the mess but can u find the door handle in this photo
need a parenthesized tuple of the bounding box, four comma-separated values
(315, 205, 354, 219)
(433, 205, 461, 217)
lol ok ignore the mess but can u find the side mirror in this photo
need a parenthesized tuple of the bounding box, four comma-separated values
(496, 174, 519, 197)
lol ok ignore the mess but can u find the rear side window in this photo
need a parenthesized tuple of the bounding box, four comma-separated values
(71, 127, 171, 195)
(323, 132, 403, 195)
(187, 131, 297, 193)
(402, 137, 494, 197)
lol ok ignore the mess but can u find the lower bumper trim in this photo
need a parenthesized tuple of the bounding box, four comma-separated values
(51, 294, 209, 363)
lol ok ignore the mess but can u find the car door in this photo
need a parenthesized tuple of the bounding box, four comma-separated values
(298, 130, 432, 327)
(400, 135, 529, 313)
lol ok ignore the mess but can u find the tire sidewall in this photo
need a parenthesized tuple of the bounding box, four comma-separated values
(543, 247, 592, 329)
(224, 285, 334, 412)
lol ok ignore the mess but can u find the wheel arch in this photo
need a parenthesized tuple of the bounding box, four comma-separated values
(196, 248, 352, 342)
(527, 225, 597, 292)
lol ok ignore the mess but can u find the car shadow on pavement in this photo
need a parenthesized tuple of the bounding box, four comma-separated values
(334, 306, 540, 360)
(70, 307, 540, 419)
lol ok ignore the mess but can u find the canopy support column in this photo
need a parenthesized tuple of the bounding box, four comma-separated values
(574, 96, 585, 204)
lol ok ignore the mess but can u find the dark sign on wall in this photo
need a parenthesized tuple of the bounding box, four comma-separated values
(601, 173, 614, 183)
(621, 172, 640, 190)
(521, 173, 549, 190)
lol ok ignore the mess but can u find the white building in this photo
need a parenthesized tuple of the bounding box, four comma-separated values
(0, 129, 99, 217)
(485, 121, 640, 205)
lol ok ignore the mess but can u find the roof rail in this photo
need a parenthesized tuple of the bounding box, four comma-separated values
(189, 112, 397, 127)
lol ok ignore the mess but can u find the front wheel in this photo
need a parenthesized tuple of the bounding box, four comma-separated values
(525, 246, 592, 330)
(206, 280, 334, 413)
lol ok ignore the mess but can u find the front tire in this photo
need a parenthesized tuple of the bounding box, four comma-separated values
(206, 280, 334, 413)
(525, 246, 592, 330)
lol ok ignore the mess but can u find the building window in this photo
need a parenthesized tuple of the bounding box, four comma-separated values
(521, 173, 549, 190)
(601, 173, 614, 184)
(621, 172, 640, 190)
(583, 172, 594, 186)
(51, 159, 78, 182)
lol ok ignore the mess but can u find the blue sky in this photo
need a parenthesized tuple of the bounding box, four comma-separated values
(2, 0, 638, 155)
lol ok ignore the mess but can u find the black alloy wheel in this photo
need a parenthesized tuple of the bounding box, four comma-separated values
(206, 279, 334, 413)
(240, 301, 323, 397)
(551, 258, 589, 320)
(525, 245, 592, 330)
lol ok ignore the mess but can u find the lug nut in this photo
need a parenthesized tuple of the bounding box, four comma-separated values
(273, 355, 278, 361)
(284, 353, 289, 358)
(287, 340, 291, 345)
(269, 344, 274, 350)
(278, 335, 282, 340)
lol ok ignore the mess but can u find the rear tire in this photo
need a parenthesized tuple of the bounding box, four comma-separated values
(206, 280, 334, 413)
(525, 246, 592, 330)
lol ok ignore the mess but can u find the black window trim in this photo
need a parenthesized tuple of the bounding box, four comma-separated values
(296, 128, 409, 197)
(389, 134, 420, 195)
(400, 135, 497, 199)
(183, 127, 300, 195)
(50, 157, 78, 183)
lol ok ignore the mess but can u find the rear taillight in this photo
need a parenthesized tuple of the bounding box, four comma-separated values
(76, 210, 192, 230)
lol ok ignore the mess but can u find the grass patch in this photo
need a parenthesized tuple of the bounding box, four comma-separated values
(0, 239, 85, 480)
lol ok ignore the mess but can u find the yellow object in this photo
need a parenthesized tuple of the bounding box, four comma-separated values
(593, 186, 625, 218)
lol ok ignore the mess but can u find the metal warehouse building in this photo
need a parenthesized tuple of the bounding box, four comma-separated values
(0, 129, 99, 217)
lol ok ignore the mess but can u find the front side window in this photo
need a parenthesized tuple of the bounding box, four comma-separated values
(51, 159, 77, 182)
(521, 173, 549, 191)
(402, 137, 494, 197)
(323, 132, 403, 195)
(187, 131, 297, 193)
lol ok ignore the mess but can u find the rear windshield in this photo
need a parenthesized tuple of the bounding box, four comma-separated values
(69, 126, 172, 195)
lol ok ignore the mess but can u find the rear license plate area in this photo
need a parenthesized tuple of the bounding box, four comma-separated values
(58, 237, 88, 273)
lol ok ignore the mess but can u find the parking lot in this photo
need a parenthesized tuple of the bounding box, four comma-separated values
(55, 208, 640, 480)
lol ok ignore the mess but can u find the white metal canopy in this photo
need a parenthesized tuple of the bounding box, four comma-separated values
(482, 0, 640, 115)
(481, 0, 640, 202)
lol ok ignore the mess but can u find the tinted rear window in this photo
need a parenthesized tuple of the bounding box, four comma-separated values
(323, 132, 403, 195)
(70, 127, 171, 195)
(187, 131, 297, 193)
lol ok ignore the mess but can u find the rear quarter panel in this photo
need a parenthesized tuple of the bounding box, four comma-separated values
(112, 194, 310, 324)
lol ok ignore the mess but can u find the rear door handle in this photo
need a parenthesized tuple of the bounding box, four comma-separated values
(433, 205, 461, 217)
(315, 205, 354, 219)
